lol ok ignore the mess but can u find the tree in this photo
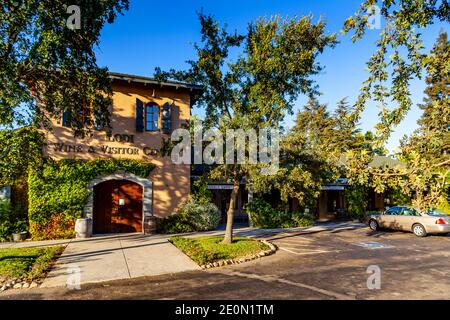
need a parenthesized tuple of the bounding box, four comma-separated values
(251, 97, 342, 211)
(156, 13, 337, 243)
(0, 126, 43, 185)
(0, 0, 129, 133)
(366, 31, 449, 211)
(343, 0, 449, 144)
(251, 96, 382, 217)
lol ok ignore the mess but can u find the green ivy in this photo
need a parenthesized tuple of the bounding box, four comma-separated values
(28, 158, 155, 240)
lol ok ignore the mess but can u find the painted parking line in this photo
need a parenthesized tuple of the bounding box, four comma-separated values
(278, 247, 340, 256)
(215, 270, 355, 300)
(276, 236, 313, 242)
(272, 238, 313, 245)
(275, 239, 312, 245)
(276, 243, 311, 249)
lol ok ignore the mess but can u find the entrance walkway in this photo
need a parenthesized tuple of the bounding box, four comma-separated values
(40, 233, 200, 288)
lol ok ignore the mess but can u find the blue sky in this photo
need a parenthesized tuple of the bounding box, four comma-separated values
(95, 0, 448, 153)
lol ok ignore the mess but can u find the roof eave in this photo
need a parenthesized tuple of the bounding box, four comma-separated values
(108, 72, 203, 92)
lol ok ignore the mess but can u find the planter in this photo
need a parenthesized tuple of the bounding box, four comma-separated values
(75, 218, 93, 238)
(200, 240, 278, 269)
(144, 216, 158, 234)
(12, 231, 27, 242)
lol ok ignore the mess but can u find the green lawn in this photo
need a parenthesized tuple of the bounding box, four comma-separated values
(0, 246, 64, 281)
(170, 236, 269, 265)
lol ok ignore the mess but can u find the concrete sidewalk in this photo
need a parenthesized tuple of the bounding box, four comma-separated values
(40, 233, 200, 288)
(182, 221, 366, 239)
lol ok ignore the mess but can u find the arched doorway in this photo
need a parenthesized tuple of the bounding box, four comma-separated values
(93, 180, 143, 233)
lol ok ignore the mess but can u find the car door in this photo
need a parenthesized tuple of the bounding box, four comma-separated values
(379, 207, 401, 229)
(395, 207, 418, 231)
(393, 207, 415, 231)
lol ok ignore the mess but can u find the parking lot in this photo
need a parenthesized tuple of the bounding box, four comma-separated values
(254, 226, 450, 299)
(1, 225, 450, 300)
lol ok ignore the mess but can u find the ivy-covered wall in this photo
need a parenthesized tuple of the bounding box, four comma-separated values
(28, 159, 155, 240)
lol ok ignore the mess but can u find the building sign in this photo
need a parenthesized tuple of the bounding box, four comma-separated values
(108, 134, 135, 143)
(207, 184, 234, 190)
(321, 185, 345, 191)
(50, 133, 159, 156)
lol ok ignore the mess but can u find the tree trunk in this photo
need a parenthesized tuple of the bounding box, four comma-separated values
(223, 175, 240, 244)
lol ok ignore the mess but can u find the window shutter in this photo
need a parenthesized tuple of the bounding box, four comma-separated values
(136, 98, 144, 132)
(161, 103, 172, 134)
(93, 111, 104, 130)
(62, 111, 71, 127)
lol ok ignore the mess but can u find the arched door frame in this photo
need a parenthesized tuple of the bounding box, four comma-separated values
(84, 171, 152, 234)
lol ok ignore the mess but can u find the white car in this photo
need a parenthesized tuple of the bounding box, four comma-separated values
(368, 206, 450, 237)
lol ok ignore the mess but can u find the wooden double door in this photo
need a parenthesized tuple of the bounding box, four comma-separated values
(93, 180, 143, 233)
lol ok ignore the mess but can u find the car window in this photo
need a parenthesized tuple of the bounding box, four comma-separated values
(401, 208, 418, 216)
(385, 207, 401, 215)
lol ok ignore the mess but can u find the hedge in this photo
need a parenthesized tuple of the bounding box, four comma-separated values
(28, 158, 155, 240)
(247, 198, 314, 229)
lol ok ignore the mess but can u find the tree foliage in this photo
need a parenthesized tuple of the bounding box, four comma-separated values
(0, 0, 129, 132)
(252, 96, 383, 213)
(362, 31, 449, 211)
(343, 0, 449, 144)
(156, 13, 337, 242)
(0, 126, 43, 185)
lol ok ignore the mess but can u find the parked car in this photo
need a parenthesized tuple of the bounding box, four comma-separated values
(368, 206, 450, 237)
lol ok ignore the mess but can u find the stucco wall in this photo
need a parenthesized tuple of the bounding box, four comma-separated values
(43, 80, 192, 218)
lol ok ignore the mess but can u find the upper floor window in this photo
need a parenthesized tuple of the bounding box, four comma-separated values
(62, 111, 71, 127)
(145, 103, 159, 131)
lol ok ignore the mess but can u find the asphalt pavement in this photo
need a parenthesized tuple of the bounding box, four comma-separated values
(2, 225, 449, 300)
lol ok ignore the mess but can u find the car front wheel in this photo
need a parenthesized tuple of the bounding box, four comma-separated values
(412, 224, 427, 237)
(369, 219, 379, 231)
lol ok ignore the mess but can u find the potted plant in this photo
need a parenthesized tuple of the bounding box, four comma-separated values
(11, 220, 28, 242)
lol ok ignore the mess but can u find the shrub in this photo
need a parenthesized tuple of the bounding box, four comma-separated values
(29, 213, 75, 240)
(158, 214, 196, 234)
(247, 198, 314, 229)
(0, 200, 26, 241)
(0, 200, 13, 241)
(181, 198, 221, 231)
(289, 212, 315, 228)
(159, 197, 220, 234)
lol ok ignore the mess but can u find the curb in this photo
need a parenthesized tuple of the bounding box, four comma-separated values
(200, 240, 277, 270)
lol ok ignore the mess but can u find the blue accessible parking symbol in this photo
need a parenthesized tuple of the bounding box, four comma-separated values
(352, 242, 394, 249)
